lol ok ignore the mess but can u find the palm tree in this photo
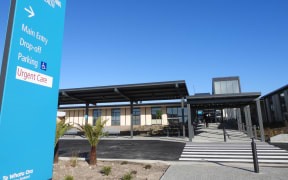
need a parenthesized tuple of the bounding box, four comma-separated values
(54, 119, 72, 163)
(80, 118, 107, 165)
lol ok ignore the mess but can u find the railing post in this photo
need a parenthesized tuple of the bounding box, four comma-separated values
(253, 125, 257, 139)
(251, 138, 259, 173)
(223, 127, 227, 142)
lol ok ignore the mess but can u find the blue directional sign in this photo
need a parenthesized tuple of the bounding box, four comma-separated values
(0, 0, 66, 179)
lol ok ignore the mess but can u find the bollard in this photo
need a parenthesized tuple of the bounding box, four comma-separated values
(251, 138, 259, 173)
(223, 127, 227, 142)
(253, 125, 257, 139)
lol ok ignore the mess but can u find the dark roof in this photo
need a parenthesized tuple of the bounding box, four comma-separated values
(58, 81, 189, 105)
(262, 84, 288, 99)
(187, 92, 261, 108)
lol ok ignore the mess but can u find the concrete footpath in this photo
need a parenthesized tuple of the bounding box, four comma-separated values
(161, 163, 288, 180)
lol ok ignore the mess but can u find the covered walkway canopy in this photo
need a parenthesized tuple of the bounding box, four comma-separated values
(59, 80, 188, 105)
(58, 81, 189, 138)
(187, 93, 261, 108)
(186, 92, 265, 142)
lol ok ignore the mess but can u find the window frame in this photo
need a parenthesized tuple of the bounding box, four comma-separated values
(132, 108, 141, 125)
(92, 109, 102, 126)
(151, 107, 162, 125)
(111, 109, 121, 126)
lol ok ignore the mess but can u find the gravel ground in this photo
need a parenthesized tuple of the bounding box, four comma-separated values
(52, 160, 168, 180)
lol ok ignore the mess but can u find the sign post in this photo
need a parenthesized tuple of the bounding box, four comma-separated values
(0, 0, 66, 179)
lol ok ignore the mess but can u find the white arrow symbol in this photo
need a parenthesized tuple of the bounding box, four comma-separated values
(24, 6, 35, 18)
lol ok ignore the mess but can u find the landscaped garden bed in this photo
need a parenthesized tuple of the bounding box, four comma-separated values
(53, 160, 169, 180)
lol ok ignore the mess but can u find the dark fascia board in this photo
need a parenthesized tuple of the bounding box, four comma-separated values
(59, 80, 188, 94)
(212, 76, 240, 82)
(59, 102, 184, 110)
(187, 92, 261, 100)
(261, 84, 288, 99)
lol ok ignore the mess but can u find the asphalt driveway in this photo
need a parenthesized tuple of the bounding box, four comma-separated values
(59, 139, 185, 161)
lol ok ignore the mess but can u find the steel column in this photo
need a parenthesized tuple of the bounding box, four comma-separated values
(181, 98, 186, 138)
(237, 108, 242, 131)
(130, 101, 134, 138)
(253, 125, 257, 139)
(85, 103, 89, 124)
(256, 99, 265, 141)
(187, 104, 194, 141)
(247, 105, 253, 137)
(244, 106, 252, 137)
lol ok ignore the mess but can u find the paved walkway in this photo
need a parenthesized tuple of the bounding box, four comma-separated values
(161, 163, 288, 180)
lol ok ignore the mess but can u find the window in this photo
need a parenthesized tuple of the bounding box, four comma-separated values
(167, 107, 188, 124)
(279, 92, 287, 113)
(92, 109, 101, 126)
(111, 109, 120, 126)
(214, 80, 240, 94)
(132, 108, 141, 125)
(279, 92, 288, 121)
(151, 107, 162, 125)
(268, 96, 275, 121)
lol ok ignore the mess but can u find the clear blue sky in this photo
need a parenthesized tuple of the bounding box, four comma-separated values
(0, 0, 287, 95)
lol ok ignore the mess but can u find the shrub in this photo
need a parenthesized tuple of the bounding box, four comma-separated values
(101, 166, 112, 176)
(121, 161, 128, 165)
(144, 164, 152, 169)
(121, 173, 133, 180)
(131, 170, 137, 175)
(64, 175, 74, 180)
(70, 152, 79, 167)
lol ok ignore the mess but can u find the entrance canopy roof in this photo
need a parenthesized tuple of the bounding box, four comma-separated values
(187, 92, 261, 109)
(59, 81, 189, 105)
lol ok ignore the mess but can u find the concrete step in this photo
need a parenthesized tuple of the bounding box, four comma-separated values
(179, 142, 288, 164)
(182, 152, 288, 155)
(180, 155, 288, 159)
(183, 149, 287, 152)
(179, 158, 288, 164)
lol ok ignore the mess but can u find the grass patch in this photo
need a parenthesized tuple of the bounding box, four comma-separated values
(144, 164, 152, 169)
(121, 173, 133, 180)
(121, 161, 128, 165)
(64, 175, 74, 180)
(70, 152, 79, 167)
(101, 166, 112, 176)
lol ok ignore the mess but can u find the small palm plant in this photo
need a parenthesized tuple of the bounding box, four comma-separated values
(54, 119, 72, 163)
(80, 118, 107, 165)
